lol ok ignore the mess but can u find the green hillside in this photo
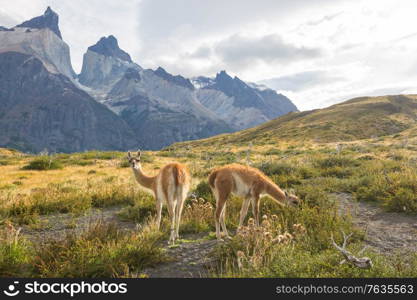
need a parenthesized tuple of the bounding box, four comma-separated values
(175, 94, 417, 148)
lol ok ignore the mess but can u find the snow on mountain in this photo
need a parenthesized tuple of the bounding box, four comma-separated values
(192, 71, 298, 130)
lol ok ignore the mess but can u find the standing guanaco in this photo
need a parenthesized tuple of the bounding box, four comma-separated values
(127, 150, 190, 244)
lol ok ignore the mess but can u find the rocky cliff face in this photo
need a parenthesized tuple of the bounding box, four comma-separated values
(0, 52, 138, 152)
(79, 35, 141, 89)
(0, 7, 75, 80)
(0, 7, 139, 152)
(114, 93, 230, 150)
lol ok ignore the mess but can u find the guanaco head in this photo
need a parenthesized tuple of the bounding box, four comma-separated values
(284, 190, 301, 207)
(127, 150, 141, 168)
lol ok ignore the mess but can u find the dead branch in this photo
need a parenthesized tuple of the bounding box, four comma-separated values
(331, 231, 373, 269)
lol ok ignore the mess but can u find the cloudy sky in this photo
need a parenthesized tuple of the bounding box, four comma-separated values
(1, 0, 417, 110)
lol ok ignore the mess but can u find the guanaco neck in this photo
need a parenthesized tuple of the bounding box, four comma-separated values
(131, 164, 156, 189)
(264, 180, 286, 205)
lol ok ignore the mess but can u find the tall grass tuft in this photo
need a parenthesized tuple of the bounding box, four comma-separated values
(0, 222, 32, 277)
(33, 221, 167, 277)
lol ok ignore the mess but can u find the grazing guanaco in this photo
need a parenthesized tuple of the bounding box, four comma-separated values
(127, 150, 190, 244)
(208, 163, 300, 240)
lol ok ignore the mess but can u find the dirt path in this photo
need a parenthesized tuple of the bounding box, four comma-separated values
(142, 233, 217, 278)
(21, 207, 136, 242)
(335, 193, 417, 253)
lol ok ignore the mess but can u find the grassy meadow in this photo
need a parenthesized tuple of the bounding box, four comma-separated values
(1, 96, 417, 278)
(0, 129, 416, 277)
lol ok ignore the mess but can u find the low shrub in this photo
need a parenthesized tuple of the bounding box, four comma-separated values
(22, 156, 63, 170)
(117, 192, 156, 224)
(313, 156, 360, 169)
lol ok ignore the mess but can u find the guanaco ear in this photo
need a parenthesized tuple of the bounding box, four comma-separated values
(127, 151, 132, 159)
(137, 149, 141, 160)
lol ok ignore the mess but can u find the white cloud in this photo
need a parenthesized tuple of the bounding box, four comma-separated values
(0, 10, 18, 26)
(261, 71, 345, 92)
(214, 34, 322, 71)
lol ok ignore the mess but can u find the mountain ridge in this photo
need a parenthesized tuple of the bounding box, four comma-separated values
(0, 7, 299, 152)
(78, 35, 297, 148)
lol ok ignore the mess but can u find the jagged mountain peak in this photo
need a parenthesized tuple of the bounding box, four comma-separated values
(215, 70, 247, 87)
(215, 70, 232, 81)
(155, 66, 167, 73)
(88, 35, 132, 62)
(44, 6, 54, 15)
(16, 6, 62, 39)
(209, 70, 251, 96)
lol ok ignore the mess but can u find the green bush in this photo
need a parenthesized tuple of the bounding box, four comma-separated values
(0, 159, 12, 166)
(355, 186, 385, 203)
(119, 160, 131, 168)
(295, 185, 331, 207)
(313, 156, 360, 169)
(264, 148, 282, 155)
(384, 188, 417, 213)
(65, 159, 95, 166)
(22, 156, 63, 170)
(79, 151, 122, 160)
(256, 162, 296, 176)
(320, 166, 353, 178)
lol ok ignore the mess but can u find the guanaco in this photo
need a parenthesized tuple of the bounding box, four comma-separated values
(208, 163, 300, 240)
(127, 151, 190, 244)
